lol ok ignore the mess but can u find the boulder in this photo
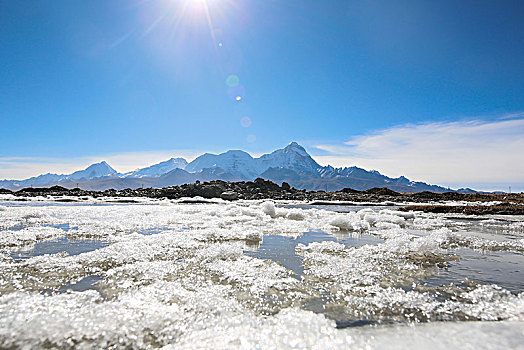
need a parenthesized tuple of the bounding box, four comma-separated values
(199, 184, 224, 198)
(363, 187, 401, 196)
(341, 187, 359, 193)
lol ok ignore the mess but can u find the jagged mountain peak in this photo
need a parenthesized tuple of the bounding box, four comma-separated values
(259, 142, 321, 173)
(167, 157, 187, 162)
(90, 161, 114, 171)
(283, 141, 308, 155)
(184, 142, 320, 178)
(393, 176, 412, 185)
(185, 149, 257, 178)
(0, 142, 457, 193)
(68, 161, 118, 180)
(124, 157, 188, 178)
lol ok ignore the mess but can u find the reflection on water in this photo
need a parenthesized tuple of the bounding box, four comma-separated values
(244, 230, 383, 278)
(281, 203, 399, 213)
(416, 216, 524, 293)
(58, 275, 103, 293)
(11, 237, 108, 261)
(39, 276, 104, 297)
(424, 248, 524, 294)
(243, 223, 524, 327)
(243, 230, 388, 327)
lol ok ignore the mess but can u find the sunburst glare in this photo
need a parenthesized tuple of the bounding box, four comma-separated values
(145, 0, 235, 48)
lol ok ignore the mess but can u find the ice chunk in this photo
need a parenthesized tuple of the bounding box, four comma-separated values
(329, 214, 370, 232)
(380, 209, 416, 220)
(0, 226, 65, 249)
(260, 201, 276, 218)
(286, 209, 306, 221)
(1, 199, 523, 348)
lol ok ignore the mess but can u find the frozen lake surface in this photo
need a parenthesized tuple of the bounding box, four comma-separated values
(0, 197, 523, 349)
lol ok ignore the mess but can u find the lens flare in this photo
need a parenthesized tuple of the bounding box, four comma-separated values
(226, 75, 240, 87)
(228, 84, 245, 101)
(146, 0, 234, 51)
(240, 117, 252, 128)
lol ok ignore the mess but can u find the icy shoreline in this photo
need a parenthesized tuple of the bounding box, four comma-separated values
(2, 179, 524, 206)
(1, 198, 523, 348)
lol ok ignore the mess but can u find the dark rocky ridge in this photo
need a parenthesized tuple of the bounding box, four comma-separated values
(399, 204, 524, 215)
(2, 180, 523, 208)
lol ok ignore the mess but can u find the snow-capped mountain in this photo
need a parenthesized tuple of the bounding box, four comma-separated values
(0, 173, 64, 189)
(68, 161, 118, 180)
(185, 150, 258, 179)
(185, 142, 321, 178)
(124, 158, 188, 178)
(258, 142, 321, 175)
(0, 161, 118, 189)
(0, 142, 458, 192)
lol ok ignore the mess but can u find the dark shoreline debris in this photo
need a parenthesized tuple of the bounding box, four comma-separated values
(1, 179, 523, 213)
(399, 204, 524, 215)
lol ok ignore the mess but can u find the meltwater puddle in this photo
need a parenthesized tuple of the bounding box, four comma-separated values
(282, 204, 399, 213)
(423, 248, 524, 294)
(58, 275, 103, 293)
(1, 222, 78, 232)
(10, 233, 109, 296)
(416, 217, 524, 293)
(138, 226, 189, 235)
(445, 217, 524, 242)
(39, 276, 104, 297)
(244, 230, 383, 278)
(11, 237, 109, 261)
(46, 223, 78, 232)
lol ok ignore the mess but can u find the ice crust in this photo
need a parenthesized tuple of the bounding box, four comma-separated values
(0, 200, 523, 348)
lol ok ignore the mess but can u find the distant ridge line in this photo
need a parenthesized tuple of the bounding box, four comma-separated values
(0, 142, 470, 193)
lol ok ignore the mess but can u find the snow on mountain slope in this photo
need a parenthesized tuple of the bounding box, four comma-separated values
(0, 161, 118, 188)
(68, 161, 118, 180)
(258, 142, 321, 175)
(319, 166, 383, 180)
(314, 166, 448, 192)
(185, 150, 259, 178)
(185, 142, 321, 179)
(128, 143, 323, 182)
(0, 173, 66, 189)
(124, 158, 188, 178)
(0, 142, 457, 192)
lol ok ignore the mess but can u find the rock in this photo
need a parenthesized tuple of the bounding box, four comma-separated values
(400, 204, 524, 215)
(198, 186, 219, 198)
(341, 187, 359, 193)
(220, 191, 238, 201)
(363, 187, 401, 196)
(6, 179, 524, 210)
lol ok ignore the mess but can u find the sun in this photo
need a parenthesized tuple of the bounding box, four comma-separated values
(178, 0, 226, 45)
(141, 0, 235, 54)
(185, 0, 219, 10)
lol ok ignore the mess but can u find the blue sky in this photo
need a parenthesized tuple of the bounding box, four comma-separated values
(1, 0, 523, 190)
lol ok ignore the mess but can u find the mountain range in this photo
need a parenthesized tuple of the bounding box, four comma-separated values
(0, 142, 464, 193)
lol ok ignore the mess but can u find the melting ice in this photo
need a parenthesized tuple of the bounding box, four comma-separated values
(0, 198, 523, 349)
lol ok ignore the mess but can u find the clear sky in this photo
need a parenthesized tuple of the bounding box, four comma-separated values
(1, 0, 523, 191)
